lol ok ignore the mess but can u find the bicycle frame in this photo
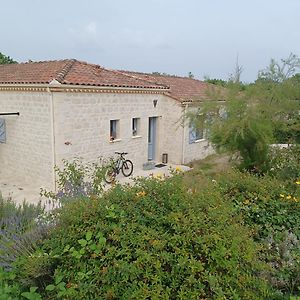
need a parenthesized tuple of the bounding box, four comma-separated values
(113, 155, 126, 174)
(105, 152, 133, 184)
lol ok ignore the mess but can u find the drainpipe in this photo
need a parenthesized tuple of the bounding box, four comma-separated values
(48, 87, 57, 191)
(0, 112, 20, 116)
(181, 104, 188, 164)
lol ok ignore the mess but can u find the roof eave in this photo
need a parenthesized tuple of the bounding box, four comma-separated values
(0, 83, 169, 93)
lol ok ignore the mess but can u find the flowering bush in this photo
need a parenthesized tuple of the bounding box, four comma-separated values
(266, 145, 300, 180)
(0, 196, 47, 271)
(26, 175, 271, 299)
(217, 170, 300, 296)
(40, 158, 108, 206)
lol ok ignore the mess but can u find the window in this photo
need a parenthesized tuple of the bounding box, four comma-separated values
(189, 115, 204, 143)
(189, 126, 204, 143)
(110, 119, 119, 141)
(0, 119, 6, 143)
(132, 118, 140, 136)
(219, 106, 228, 119)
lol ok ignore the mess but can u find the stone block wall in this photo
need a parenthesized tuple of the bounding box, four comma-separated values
(0, 88, 215, 193)
(182, 105, 215, 164)
(52, 92, 184, 173)
(0, 91, 54, 189)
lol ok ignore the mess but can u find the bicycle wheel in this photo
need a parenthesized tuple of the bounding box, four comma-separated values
(104, 168, 116, 184)
(121, 159, 133, 177)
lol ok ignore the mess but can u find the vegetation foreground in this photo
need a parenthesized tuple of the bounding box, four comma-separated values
(0, 147, 299, 299)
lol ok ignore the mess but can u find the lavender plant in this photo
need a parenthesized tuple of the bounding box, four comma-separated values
(0, 196, 49, 271)
(40, 158, 108, 206)
(262, 230, 300, 296)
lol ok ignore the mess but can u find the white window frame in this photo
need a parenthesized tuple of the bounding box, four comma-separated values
(189, 114, 204, 144)
(132, 117, 140, 137)
(110, 119, 120, 141)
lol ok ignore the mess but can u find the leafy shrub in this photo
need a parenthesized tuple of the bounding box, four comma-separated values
(0, 196, 48, 271)
(218, 171, 300, 238)
(35, 175, 271, 299)
(262, 231, 300, 296)
(273, 114, 300, 144)
(267, 145, 300, 180)
(40, 158, 108, 206)
(217, 170, 300, 296)
(0, 196, 46, 299)
(0, 267, 43, 300)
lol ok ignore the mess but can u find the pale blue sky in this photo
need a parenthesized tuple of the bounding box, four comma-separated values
(1, 0, 299, 82)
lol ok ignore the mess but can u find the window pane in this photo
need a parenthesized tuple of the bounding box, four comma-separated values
(132, 118, 140, 136)
(110, 120, 119, 140)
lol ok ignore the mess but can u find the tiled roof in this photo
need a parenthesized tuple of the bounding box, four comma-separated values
(118, 71, 219, 102)
(0, 60, 169, 90)
(0, 59, 221, 102)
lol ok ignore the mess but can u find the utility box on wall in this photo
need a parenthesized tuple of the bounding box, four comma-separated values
(162, 153, 168, 164)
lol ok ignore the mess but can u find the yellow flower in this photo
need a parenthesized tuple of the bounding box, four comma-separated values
(153, 173, 163, 179)
(243, 199, 250, 205)
(295, 181, 300, 185)
(286, 195, 292, 200)
(175, 166, 183, 172)
(280, 194, 285, 198)
(293, 197, 298, 202)
(136, 191, 146, 198)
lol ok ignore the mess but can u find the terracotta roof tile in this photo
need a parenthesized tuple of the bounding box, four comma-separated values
(118, 71, 221, 102)
(0, 60, 169, 90)
(0, 59, 222, 102)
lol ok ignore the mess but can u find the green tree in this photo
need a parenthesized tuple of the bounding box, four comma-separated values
(257, 52, 300, 83)
(0, 52, 17, 64)
(194, 54, 300, 172)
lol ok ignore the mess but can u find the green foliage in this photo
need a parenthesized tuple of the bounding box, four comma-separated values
(208, 93, 274, 171)
(0, 52, 17, 64)
(204, 77, 228, 87)
(267, 145, 300, 180)
(262, 231, 300, 296)
(196, 54, 300, 172)
(33, 175, 270, 299)
(3, 155, 300, 298)
(217, 170, 300, 296)
(218, 171, 300, 238)
(40, 158, 108, 205)
(0, 196, 48, 271)
(0, 194, 44, 223)
(258, 53, 300, 83)
(0, 268, 43, 300)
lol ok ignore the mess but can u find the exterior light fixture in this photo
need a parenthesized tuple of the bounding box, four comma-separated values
(153, 99, 158, 107)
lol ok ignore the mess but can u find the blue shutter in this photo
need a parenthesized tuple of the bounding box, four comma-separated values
(189, 126, 196, 144)
(0, 119, 6, 143)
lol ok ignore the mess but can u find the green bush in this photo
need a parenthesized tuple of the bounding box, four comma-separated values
(217, 171, 300, 296)
(0, 196, 48, 271)
(40, 158, 108, 206)
(31, 175, 271, 299)
(0, 195, 50, 298)
(217, 171, 300, 239)
(267, 145, 300, 180)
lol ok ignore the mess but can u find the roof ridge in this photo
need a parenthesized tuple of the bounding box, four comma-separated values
(54, 59, 77, 83)
(119, 70, 203, 82)
(19, 59, 72, 65)
(110, 69, 169, 89)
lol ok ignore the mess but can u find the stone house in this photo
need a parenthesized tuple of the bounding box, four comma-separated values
(0, 60, 214, 190)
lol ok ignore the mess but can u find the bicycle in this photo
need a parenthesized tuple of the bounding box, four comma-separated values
(104, 152, 134, 183)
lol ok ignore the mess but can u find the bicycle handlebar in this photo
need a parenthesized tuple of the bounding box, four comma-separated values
(115, 151, 128, 155)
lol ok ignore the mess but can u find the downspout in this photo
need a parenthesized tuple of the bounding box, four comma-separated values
(48, 87, 57, 191)
(181, 103, 188, 164)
